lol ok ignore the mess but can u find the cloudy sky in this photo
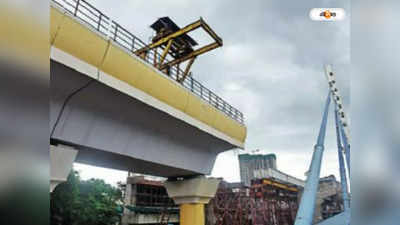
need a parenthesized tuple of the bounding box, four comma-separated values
(74, 0, 350, 185)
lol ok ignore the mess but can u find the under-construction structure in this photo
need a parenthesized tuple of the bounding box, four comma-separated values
(314, 175, 344, 223)
(206, 178, 300, 225)
(120, 173, 344, 225)
(210, 152, 345, 225)
(121, 175, 301, 225)
(239, 153, 277, 186)
(121, 176, 179, 225)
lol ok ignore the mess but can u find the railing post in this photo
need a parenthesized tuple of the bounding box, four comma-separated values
(153, 48, 157, 67)
(131, 37, 135, 52)
(74, 0, 80, 16)
(191, 79, 194, 92)
(114, 24, 118, 41)
(97, 14, 102, 31)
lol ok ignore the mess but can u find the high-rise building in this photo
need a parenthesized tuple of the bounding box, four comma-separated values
(238, 153, 277, 186)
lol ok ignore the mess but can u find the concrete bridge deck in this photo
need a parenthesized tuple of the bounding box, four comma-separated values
(50, 0, 246, 177)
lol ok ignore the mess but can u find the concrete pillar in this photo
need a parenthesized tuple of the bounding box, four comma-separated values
(50, 145, 78, 192)
(164, 176, 220, 225)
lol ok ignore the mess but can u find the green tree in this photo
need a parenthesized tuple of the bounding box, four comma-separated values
(51, 170, 123, 225)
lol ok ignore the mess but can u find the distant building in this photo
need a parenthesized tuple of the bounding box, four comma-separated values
(238, 153, 277, 186)
(313, 175, 344, 223)
(121, 176, 179, 225)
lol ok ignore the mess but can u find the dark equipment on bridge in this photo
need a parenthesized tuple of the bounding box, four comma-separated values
(135, 17, 222, 83)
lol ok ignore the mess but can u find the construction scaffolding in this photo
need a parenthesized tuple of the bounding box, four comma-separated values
(206, 179, 299, 225)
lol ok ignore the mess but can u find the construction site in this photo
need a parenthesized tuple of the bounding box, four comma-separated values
(49, 1, 351, 225)
(118, 154, 345, 225)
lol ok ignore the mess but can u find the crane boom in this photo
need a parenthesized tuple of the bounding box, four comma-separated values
(324, 65, 351, 173)
(324, 65, 350, 142)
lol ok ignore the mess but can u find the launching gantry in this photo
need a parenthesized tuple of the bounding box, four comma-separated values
(135, 17, 222, 83)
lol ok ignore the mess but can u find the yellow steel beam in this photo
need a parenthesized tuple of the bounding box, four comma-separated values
(160, 42, 220, 70)
(178, 56, 196, 83)
(262, 179, 298, 192)
(135, 20, 202, 55)
(159, 39, 173, 67)
(200, 18, 223, 45)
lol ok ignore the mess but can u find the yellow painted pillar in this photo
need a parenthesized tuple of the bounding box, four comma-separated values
(164, 176, 220, 225)
(180, 203, 205, 225)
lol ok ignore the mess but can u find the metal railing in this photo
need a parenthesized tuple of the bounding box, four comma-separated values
(52, 0, 244, 124)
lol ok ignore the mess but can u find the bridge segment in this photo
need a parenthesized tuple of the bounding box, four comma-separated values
(50, 0, 246, 178)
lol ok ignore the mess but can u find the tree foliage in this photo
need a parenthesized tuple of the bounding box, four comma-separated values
(51, 170, 123, 225)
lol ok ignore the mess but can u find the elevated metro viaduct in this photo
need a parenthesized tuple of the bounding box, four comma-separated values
(50, 1, 246, 224)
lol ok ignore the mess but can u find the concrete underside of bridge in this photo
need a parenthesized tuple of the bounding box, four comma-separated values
(51, 60, 235, 177)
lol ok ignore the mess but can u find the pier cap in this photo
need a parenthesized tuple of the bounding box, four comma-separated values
(164, 176, 221, 204)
